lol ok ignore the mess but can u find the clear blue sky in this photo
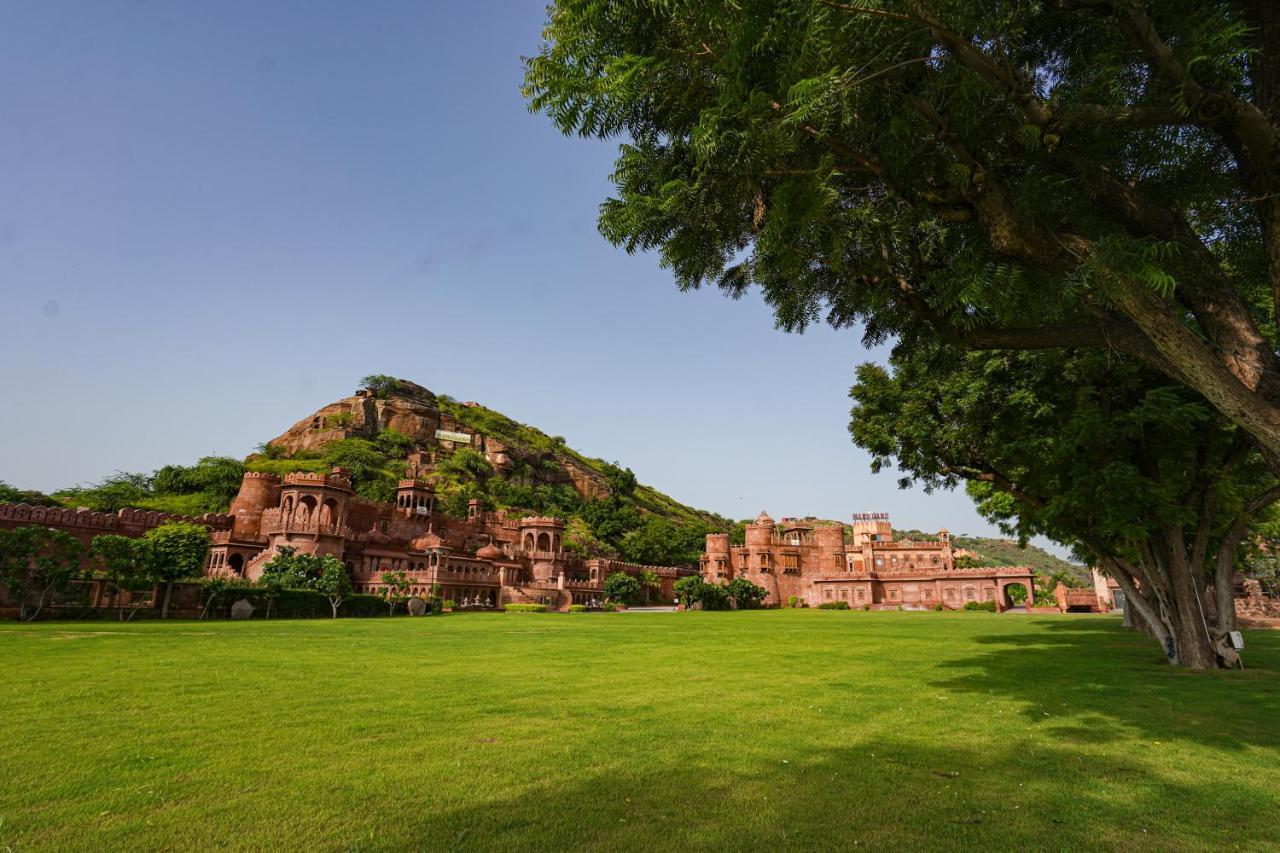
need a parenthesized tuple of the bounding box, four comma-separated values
(0, 1, 1067, 553)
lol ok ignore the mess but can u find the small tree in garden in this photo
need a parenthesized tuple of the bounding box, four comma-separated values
(381, 570, 411, 616)
(674, 575, 706, 608)
(0, 526, 85, 621)
(638, 569, 661, 605)
(143, 522, 211, 619)
(0, 527, 41, 619)
(726, 577, 768, 610)
(89, 534, 152, 620)
(199, 576, 231, 620)
(312, 557, 353, 618)
(1006, 584, 1028, 605)
(698, 583, 730, 611)
(603, 571, 641, 605)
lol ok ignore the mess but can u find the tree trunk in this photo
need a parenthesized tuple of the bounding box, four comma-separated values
(161, 581, 173, 620)
(1103, 554, 1220, 669)
(331, 598, 339, 618)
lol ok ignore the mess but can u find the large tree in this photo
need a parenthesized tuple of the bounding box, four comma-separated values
(850, 345, 1279, 668)
(525, 1, 1280, 462)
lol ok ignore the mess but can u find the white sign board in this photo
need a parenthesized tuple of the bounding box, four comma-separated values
(435, 429, 471, 445)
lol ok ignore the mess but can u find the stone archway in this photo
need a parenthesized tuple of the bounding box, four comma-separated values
(1001, 580, 1033, 611)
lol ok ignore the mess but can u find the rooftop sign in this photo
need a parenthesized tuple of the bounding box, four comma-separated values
(852, 512, 890, 521)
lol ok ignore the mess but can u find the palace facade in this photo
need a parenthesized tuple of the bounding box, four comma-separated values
(0, 468, 691, 612)
(207, 468, 690, 609)
(701, 511, 1036, 610)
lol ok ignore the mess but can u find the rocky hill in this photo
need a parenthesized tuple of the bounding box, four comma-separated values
(42, 376, 731, 566)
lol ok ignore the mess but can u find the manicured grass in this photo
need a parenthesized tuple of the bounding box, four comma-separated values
(1, 611, 1278, 851)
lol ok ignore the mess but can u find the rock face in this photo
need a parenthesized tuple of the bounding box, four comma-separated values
(268, 382, 443, 454)
(262, 381, 616, 502)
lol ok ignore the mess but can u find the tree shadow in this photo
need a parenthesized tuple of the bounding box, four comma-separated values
(296, 737, 1273, 851)
(930, 617, 1280, 752)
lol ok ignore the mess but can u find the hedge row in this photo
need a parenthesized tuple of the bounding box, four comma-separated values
(504, 603, 548, 613)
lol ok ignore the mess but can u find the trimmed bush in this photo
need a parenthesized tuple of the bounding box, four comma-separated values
(817, 601, 851, 610)
(963, 601, 998, 612)
(601, 603, 620, 612)
(568, 604, 587, 612)
(787, 595, 800, 608)
(443, 599, 456, 610)
(505, 603, 548, 613)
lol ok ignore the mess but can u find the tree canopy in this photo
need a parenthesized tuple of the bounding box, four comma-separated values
(525, 0, 1280, 461)
(850, 344, 1279, 666)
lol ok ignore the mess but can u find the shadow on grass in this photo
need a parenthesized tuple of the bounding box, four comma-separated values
(930, 618, 1280, 752)
(336, 737, 1266, 851)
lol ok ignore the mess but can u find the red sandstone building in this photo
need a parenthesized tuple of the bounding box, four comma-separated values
(206, 467, 688, 609)
(701, 511, 1036, 610)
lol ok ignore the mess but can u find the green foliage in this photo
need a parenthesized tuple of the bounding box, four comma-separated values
(143, 522, 211, 618)
(964, 601, 998, 612)
(142, 523, 211, 584)
(54, 457, 245, 516)
(505, 603, 549, 613)
(817, 602, 851, 611)
(1033, 590, 1059, 608)
(325, 412, 355, 429)
(360, 375, 409, 399)
(375, 429, 415, 457)
(255, 442, 288, 460)
(380, 570, 411, 615)
(568, 604, 587, 612)
(442, 599, 456, 610)
(600, 462, 637, 497)
(311, 558, 353, 617)
(617, 516, 709, 567)
(523, 0, 1280, 475)
(603, 572, 642, 604)
(725, 577, 768, 609)
(1005, 584, 1028, 605)
(55, 472, 152, 512)
(787, 595, 800, 609)
(89, 534, 153, 619)
(673, 576, 730, 611)
(0, 481, 58, 506)
(244, 458, 330, 478)
(200, 585, 390, 619)
(0, 526, 85, 621)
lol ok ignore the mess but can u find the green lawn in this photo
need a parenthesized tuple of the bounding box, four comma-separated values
(1, 612, 1278, 852)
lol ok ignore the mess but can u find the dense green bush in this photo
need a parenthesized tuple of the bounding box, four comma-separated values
(963, 601, 998, 612)
(601, 602, 620, 612)
(725, 577, 767, 609)
(817, 601, 851, 610)
(568, 604, 587, 612)
(505, 603, 549, 612)
(787, 595, 800, 608)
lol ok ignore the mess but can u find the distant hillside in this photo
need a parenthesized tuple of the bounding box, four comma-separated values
(40, 376, 732, 567)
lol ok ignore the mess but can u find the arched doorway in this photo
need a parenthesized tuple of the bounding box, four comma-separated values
(1002, 582, 1031, 611)
(228, 553, 244, 575)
